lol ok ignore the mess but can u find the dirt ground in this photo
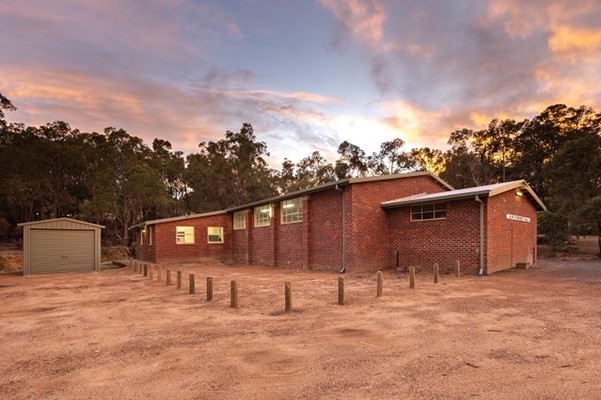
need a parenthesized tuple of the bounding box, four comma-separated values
(1, 258, 600, 400)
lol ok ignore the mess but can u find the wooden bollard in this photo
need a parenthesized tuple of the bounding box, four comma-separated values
(143, 264, 148, 277)
(455, 260, 461, 277)
(157, 268, 162, 282)
(376, 271, 383, 298)
(177, 271, 182, 289)
(207, 277, 214, 301)
(231, 280, 238, 308)
(189, 274, 195, 294)
(285, 282, 292, 312)
(149, 269, 153, 280)
(433, 263, 440, 284)
(166, 269, 171, 286)
(338, 276, 345, 305)
(129, 259, 133, 270)
(133, 261, 138, 273)
(409, 267, 416, 289)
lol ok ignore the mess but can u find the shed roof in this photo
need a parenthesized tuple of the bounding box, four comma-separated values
(381, 180, 547, 211)
(17, 217, 105, 229)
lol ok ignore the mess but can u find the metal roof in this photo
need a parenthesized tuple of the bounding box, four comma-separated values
(381, 180, 547, 211)
(131, 171, 453, 229)
(17, 217, 105, 229)
(227, 171, 453, 212)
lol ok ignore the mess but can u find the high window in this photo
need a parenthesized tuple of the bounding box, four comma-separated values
(149, 226, 153, 246)
(411, 203, 447, 221)
(254, 204, 272, 227)
(281, 197, 303, 224)
(207, 227, 224, 243)
(176, 226, 195, 244)
(233, 211, 246, 230)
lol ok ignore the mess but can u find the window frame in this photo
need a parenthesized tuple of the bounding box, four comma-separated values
(176, 226, 195, 244)
(149, 226, 153, 246)
(280, 197, 303, 224)
(207, 226, 224, 244)
(254, 204, 272, 227)
(233, 211, 246, 230)
(410, 202, 447, 221)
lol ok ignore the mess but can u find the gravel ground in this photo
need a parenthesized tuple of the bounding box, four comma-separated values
(0, 258, 600, 400)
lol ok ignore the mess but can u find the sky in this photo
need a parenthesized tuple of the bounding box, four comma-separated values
(1, 0, 601, 167)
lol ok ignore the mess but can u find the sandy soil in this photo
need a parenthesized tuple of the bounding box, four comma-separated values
(1, 259, 600, 400)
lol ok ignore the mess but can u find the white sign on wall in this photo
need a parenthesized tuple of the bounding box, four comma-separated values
(506, 214, 531, 223)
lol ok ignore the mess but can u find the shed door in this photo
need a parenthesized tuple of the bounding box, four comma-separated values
(30, 229, 96, 274)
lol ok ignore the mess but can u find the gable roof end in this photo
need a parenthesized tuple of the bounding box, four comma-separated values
(381, 180, 546, 211)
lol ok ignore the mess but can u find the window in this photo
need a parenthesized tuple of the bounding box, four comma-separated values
(140, 229, 144, 245)
(176, 226, 194, 244)
(254, 204, 272, 227)
(233, 211, 246, 230)
(207, 227, 224, 243)
(149, 226, 153, 246)
(411, 203, 447, 221)
(281, 197, 303, 224)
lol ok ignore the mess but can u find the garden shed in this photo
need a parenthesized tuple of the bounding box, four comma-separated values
(18, 218, 104, 275)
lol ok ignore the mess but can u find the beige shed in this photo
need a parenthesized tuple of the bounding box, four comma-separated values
(18, 218, 104, 275)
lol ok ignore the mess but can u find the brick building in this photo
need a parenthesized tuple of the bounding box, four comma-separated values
(133, 172, 545, 275)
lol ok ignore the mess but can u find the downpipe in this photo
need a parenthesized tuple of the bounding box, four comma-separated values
(475, 195, 485, 275)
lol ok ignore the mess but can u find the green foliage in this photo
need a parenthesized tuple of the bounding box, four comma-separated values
(537, 212, 569, 251)
(2, 89, 601, 252)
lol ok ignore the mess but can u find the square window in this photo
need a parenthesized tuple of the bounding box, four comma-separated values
(281, 197, 303, 224)
(207, 227, 223, 243)
(233, 211, 246, 230)
(254, 204, 272, 227)
(410, 203, 447, 221)
(176, 226, 194, 244)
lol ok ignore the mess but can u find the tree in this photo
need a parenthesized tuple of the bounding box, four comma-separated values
(545, 132, 601, 254)
(185, 123, 276, 211)
(335, 141, 368, 179)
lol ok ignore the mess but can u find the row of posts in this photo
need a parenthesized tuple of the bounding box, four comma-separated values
(129, 259, 463, 312)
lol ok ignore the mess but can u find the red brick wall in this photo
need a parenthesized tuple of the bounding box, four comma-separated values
(232, 211, 251, 264)
(138, 214, 232, 264)
(309, 189, 344, 271)
(347, 176, 450, 272)
(248, 203, 276, 266)
(276, 197, 309, 268)
(386, 199, 482, 275)
(486, 190, 538, 274)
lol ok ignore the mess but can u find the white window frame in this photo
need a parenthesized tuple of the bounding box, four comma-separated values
(254, 204, 272, 227)
(207, 227, 224, 243)
(149, 226, 153, 246)
(410, 203, 447, 221)
(176, 226, 195, 244)
(233, 211, 246, 230)
(281, 197, 303, 224)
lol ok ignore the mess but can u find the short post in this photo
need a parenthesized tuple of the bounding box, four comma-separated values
(177, 270, 182, 289)
(149, 268, 153, 280)
(140, 263, 144, 275)
(285, 282, 292, 312)
(231, 280, 238, 308)
(207, 277, 214, 301)
(409, 267, 416, 289)
(433, 263, 440, 284)
(455, 260, 461, 277)
(376, 271, 383, 298)
(338, 276, 345, 305)
(143, 264, 148, 277)
(166, 269, 171, 286)
(157, 267, 162, 282)
(189, 274, 196, 294)
(133, 261, 138, 273)
(129, 258, 133, 270)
